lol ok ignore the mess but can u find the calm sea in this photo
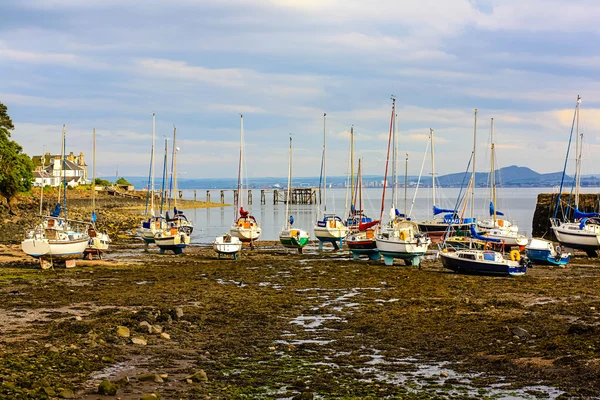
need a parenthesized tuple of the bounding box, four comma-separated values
(178, 187, 600, 243)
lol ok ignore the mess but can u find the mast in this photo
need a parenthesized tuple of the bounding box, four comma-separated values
(323, 113, 327, 213)
(62, 126, 68, 220)
(237, 115, 243, 219)
(151, 113, 155, 215)
(430, 128, 435, 208)
(350, 125, 354, 208)
(358, 158, 362, 217)
(404, 152, 408, 216)
(286, 136, 292, 228)
(575, 95, 582, 208)
(379, 98, 395, 223)
(58, 125, 65, 210)
(92, 128, 96, 212)
(392, 102, 398, 210)
(160, 138, 168, 215)
(470, 109, 477, 224)
(173, 126, 178, 209)
(490, 118, 497, 223)
(39, 147, 45, 215)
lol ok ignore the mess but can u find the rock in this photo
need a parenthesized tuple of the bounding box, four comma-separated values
(139, 321, 152, 333)
(47, 345, 60, 354)
(59, 388, 75, 399)
(115, 376, 130, 387)
(440, 371, 448, 377)
(185, 370, 208, 383)
(568, 323, 596, 335)
(160, 332, 171, 340)
(43, 387, 56, 396)
(159, 373, 168, 380)
(150, 324, 163, 334)
(75, 316, 82, 321)
(292, 392, 314, 400)
(101, 356, 114, 363)
(511, 327, 530, 340)
(140, 394, 158, 400)
(116, 326, 130, 338)
(131, 337, 147, 345)
(137, 373, 161, 382)
(174, 307, 184, 320)
(289, 379, 306, 390)
(98, 379, 118, 396)
(186, 379, 193, 384)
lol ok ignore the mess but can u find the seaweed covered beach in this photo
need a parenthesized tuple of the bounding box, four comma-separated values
(0, 239, 599, 399)
(0, 192, 598, 399)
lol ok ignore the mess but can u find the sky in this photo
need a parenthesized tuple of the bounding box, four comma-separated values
(2, 0, 600, 179)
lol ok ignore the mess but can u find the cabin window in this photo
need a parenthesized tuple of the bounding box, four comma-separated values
(459, 254, 476, 260)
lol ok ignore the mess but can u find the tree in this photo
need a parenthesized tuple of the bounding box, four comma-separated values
(0, 103, 34, 208)
(116, 177, 131, 186)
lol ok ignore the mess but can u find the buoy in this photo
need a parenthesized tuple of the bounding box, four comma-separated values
(510, 249, 521, 262)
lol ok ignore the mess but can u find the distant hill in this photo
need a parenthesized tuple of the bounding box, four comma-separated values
(115, 165, 576, 189)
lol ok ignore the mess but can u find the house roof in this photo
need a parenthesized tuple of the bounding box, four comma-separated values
(33, 171, 52, 179)
(44, 159, 84, 172)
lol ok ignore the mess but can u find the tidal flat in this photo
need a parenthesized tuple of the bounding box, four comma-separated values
(0, 242, 599, 399)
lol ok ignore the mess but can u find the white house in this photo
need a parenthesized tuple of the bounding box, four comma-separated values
(32, 152, 89, 187)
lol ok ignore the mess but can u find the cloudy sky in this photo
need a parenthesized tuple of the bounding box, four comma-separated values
(2, 0, 600, 179)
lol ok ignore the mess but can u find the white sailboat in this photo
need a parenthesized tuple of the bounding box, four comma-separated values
(279, 136, 310, 253)
(440, 110, 528, 276)
(154, 126, 193, 254)
(550, 96, 600, 257)
(477, 118, 528, 250)
(375, 97, 431, 266)
(213, 233, 243, 259)
(140, 113, 165, 246)
(229, 114, 262, 245)
(313, 113, 347, 250)
(85, 128, 110, 260)
(21, 125, 90, 269)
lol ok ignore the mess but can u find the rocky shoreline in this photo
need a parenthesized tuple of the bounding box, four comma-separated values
(1, 191, 599, 399)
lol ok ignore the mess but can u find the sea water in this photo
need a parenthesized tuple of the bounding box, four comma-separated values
(179, 187, 599, 243)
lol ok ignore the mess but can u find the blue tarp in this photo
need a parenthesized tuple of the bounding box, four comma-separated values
(50, 203, 61, 217)
(489, 201, 505, 216)
(91, 211, 97, 223)
(470, 225, 501, 243)
(433, 206, 456, 216)
(289, 215, 294, 226)
(574, 207, 599, 220)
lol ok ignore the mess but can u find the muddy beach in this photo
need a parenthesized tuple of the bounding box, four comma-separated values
(1, 192, 600, 399)
(0, 237, 599, 399)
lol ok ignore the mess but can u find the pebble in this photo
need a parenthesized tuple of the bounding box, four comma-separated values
(116, 326, 130, 338)
(131, 337, 147, 346)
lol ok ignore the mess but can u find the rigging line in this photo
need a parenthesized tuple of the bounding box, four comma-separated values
(553, 98, 578, 220)
(379, 100, 395, 223)
(409, 136, 430, 217)
(443, 152, 473, 242)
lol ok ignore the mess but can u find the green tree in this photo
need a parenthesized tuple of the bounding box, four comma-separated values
(0, 103, 34, 209)
(95, 178, 112, 187)
(116, 177, 131, 186)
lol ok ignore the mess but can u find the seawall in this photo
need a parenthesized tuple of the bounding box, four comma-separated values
(531, 193, 600, 237)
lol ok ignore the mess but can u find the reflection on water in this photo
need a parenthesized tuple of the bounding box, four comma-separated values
(179, 187, 598, 243)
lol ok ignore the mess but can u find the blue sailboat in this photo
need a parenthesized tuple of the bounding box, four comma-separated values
(525, 238, 570, 266)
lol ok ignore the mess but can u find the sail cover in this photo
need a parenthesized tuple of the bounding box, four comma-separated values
(470, 225, 501, 243)
(433, 206, 456, 216)
(574, 207, 599, 220)
(489, 201, 505, 216)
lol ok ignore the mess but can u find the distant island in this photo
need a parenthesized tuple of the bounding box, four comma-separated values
(117, 165, 600, 190)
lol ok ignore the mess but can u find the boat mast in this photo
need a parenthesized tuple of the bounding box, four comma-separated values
(392, 102, 398, 211)
(404, 151, 408, 217)
(575, 95, 582, 208)
(350, 125, 354, 208)
(379, 98, 395, 223)
(470, 109, 477, 246)
(62, 125, 67, 220)
(237, 115, 243, 219)
(490, 118, 497, 223)
(323, 113, 327, 213)
(57, 125, 65, 211)
(92, 128, 96, 212)
(151, 113, 155, 216)
(160, 138, 168, 215)
(39, 147, 45, 215)
(358, 158, 362, 217)
(430, 128, 435, 210)
(173, 126, 178, 209)
(286, 136, 292, 228)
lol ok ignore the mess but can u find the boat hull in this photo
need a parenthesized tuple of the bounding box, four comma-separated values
(22, 238, 89, 261)
(375, 236, 429, 266)
(440, 251, 526, 276)
(230, 225, 262, 242)
(346, 232, 380, 260)
(279, 229, 310, 253)
(213, 235, 243, 259)
(525, 238, 570, 266)
(155, 232, 190, 254)
(552, 224, 600, 255)
(417, 222, 471, 243)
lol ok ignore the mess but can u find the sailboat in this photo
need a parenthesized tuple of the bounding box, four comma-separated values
(418, 129, 472, 242)
(279, 136, 310, 253)
(230, 115, 262, 246)
(550, 95, 600, 257)
(375, 97, 431, 266)
(84, 128, 110, 260)
(313, 113, 347, 250)
(21, 125, 90, 269)
(154, 126, 193, 254)
(440, 110, 528, 276)
(140, 113, 166, 246)
(346, 158, 380, 260)
(476, 118, 528, 250)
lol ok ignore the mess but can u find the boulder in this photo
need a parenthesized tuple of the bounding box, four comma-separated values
(174, 307, 184, 320)
(511, 327, 530, 340)
(139, 321, 152, 333)
(150, 325, 163, 334)
(160, 332, 171, 340)
(137, 373, 162, 383)
(140, 394, 158, 400)
(131, 337, 147, 346)
(98, 379, 118, 396)
(185, 370, 208, 383)
(59, 388, 75, 399)
(116, 326, 130, 338)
